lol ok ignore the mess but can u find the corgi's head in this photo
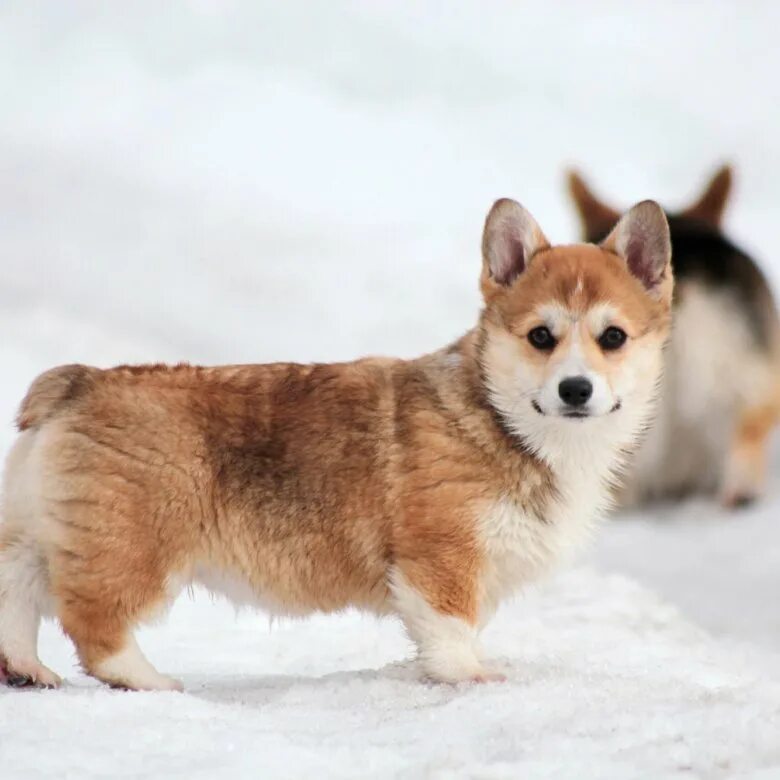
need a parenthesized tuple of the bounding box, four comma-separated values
(478, 198, 673, 466)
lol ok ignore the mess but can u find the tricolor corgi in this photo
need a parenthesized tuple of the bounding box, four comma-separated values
(0, 197, 673, 691)
(569, 167, 780, 507)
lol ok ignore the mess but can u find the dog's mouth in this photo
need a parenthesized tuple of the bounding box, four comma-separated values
(532, 399, 622, 419)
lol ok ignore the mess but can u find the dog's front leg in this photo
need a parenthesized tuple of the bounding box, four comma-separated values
(389, 560, 503, 684)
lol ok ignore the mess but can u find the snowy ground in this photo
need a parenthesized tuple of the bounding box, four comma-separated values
(5, 570, 780, 779)
(1, 2, 780, 778)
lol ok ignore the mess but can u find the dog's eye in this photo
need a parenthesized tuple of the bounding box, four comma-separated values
(528, 326, 556, 350)
(599, 326, 627, 350)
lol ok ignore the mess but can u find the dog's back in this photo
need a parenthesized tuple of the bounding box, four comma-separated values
(569, 166, 780, 505)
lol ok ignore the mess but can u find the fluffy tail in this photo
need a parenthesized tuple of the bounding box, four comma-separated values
(16, 364, 96, 431)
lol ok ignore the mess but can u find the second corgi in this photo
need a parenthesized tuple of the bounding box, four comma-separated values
(569, 167, 780, 507)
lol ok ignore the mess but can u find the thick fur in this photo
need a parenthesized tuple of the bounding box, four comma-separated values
(568, 166, 780, 507)
(0, 200, 672, 690)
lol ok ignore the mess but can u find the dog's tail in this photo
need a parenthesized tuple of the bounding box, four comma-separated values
(16, 364, 97, 431)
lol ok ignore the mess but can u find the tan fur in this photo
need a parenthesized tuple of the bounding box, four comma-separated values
(16, 364, 97, 432)
(0, 200, 672, 689)
(9, 357, 545, 667)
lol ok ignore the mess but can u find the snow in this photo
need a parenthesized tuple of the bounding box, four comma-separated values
(1, 2, 780, 777)
(3, 570, 780, 779)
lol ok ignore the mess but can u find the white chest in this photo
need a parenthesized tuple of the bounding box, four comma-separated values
(477, 463, 610, 619)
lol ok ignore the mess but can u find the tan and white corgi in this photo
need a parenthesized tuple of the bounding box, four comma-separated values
(0, 198, 672, 691)
(568, 167, 780, 507)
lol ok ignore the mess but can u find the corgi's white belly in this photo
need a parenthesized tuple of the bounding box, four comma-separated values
(191, 565, 312, 617)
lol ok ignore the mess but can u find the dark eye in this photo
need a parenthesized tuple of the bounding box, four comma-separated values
(599, 326, 627, 350)
(528, 326, 556, 350)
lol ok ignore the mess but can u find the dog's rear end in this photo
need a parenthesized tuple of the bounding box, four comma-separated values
(568, 166, 780, 506)
(0, 366, 94, 687)
(1, 363, 196, 689)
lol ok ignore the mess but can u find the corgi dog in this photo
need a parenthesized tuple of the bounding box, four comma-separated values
(0, 198, 673, 691)
(569, 167, 780, 507)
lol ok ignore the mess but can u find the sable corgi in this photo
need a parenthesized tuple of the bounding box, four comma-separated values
(0, 198, 672, 691)
(568, 167, 780, 507)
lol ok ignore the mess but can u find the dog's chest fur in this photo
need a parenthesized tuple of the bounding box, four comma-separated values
(476, 451, 612, 618)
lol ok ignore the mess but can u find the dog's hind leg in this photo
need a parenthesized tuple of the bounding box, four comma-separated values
(0, 531, 61, 688)
(721, 397, 779, 508)
(58, 598, 183, 692)
(50, 532, 183, 692)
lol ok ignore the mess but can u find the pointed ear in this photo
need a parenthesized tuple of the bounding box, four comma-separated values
(481, 199, 549, 289)
(567, 169, 621, 242)
(680, 164, 733, 226)
(601, 200, 671, 292)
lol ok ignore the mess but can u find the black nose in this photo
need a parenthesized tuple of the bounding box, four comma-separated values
(558, 376, 593, 407)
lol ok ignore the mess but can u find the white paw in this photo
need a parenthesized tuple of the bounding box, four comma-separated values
(93, 636, 183, 692)
(720, 480, 762, 509)
(468, 670, 507, 684)
(419, 640, 497, 685)
(106, 673, 184, 692)
(153, 675, 184, 692)
(1, 658, 62, 689)
(721, 461, 764, 509)
(423, 660, 507, 685)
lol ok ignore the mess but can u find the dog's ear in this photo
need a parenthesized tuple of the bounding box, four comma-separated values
(601, 200, 671, 293)
(567, 170, 621, 242)
(680, 164, 733, 227)
(481, 199, 549, 293)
